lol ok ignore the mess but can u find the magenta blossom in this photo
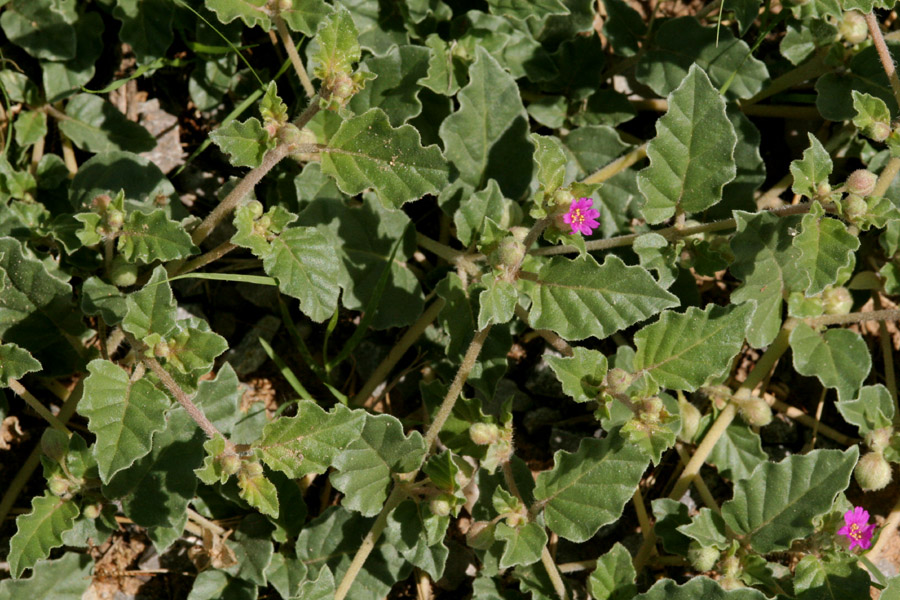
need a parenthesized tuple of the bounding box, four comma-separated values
(563, 197, 600, 236)
(837, 506, 877, 551)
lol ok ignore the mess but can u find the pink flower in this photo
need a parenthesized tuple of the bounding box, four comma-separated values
(563, 197, 600, 236)
(837, 506, 877, 551)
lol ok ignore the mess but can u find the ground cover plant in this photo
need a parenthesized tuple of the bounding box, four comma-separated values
(3, 0, 900, 598)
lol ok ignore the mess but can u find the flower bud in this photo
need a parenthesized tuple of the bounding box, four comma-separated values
(429, 495, 453, 517)
(495, 237, 526, 269)
(48, 474, 70, 497)
(840, 11, 868, 45)
(220, 454, 241, 476)
(552, 189, 575, 206)
(688, 542, 720, 572)
(105, 208, 125, 230)
(846, 169, 877, 197)
(855, 451, 893, 491)
(739, 397, 773, 427)
(277, 123, 304, 148)
(842, 194, 868, 221)
(83, 503, 102, 520)
(154, 339, 171, 359)
(822, 286, 853, 315)
(872, 121, 892, 143)
(247, 201, 264, 220)
(640, 397, 665, 423)
(92, 194, 112, 210)
(470, 422, 501, 446)
(510, 226, 528, 244)
(866, 427, 894, 453)
(679, 399, 701, 442)
(242, 461, 264, 479)
(330, 75, 355, 103)
(816, 182, 832, 199)
(110, 258, 138, 287)
(277, 0, 292, 12)
(605, 368, 633, 396)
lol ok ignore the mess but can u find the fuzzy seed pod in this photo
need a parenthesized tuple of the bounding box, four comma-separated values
(106, 208, 125, 230)
(247, 200, 264, 220)
(82, 503, 102, 520)
(846, 169, 877, 196)
(154, 339, 171, 359)
(866, 427, 894, 453)
(839, 11, 868, 45)
(552, 189, 575, 206)
(855, 451, 893, 491)
(495, 237, 526, 269)
(110, 258, 138, 287)
(48, 474, 70, 497)
(605, 368, 633, 396)
(822, 286, 853, 315)
(739, 397, 773, 427)
(872, 121, 893, 143)
(688, 542, 720, 572)
(220, 454, 242, 476)
(678, 399, 701, 442)
(429, 496, 453, 517)
(470, 422, 501, 446)
(842, 194, 868, 221)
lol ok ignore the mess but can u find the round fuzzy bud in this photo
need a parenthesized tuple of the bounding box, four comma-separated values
(247, 200, 264, 220)
(822, 286, 853, 315)
(496, 237, 526, 269)
(330, 75, 355, 103)
(552, 189, 575, 206)
(739, 397, 773, 427)
(470, 422, 501, 446)
(846, 169, 877, 196)
(605, 368, 634, 396)
(866, 427, 894, 453)
(816, 182, 832, 199)
(105, 208, 124, 230)
(872, 121, 893, 143)
(842, 194, 868, 221)
(510, 226, 528, 244)
(840, 11, 868, 45)
(277, 123, 304, 148)
(91, 194, 112, 210)
(277, 0, 292, 12)
(688, 542, 720, 572)
(82, 503, 102, 520)
(220, 454, 241, 475)
(640, 397, 665, 422)
(855, 451, 893, 491)
(154, 339, 171, 359)
(505, 512, 525, 527)
(110, 258, 138, 287)
(679, 400, 701, 442)
(48, 474, 70, 497)
(429, 495, 453, 517)
(242, 461, 264, 479)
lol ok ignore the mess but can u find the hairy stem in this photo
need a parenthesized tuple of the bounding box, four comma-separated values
(805, 308, 900, 327)
(274, 14, 315, 98)
(866, 12, 900, 109)
(873, 157, 900, 199)
(6, 379, 70, 434)
(583, 143, 648, 185)
(741, 53, 829, 107)
(541, 546, 570, 600)
(171, 241, 237, 277)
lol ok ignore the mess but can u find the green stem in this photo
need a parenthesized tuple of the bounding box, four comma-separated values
(583, 143, 647, 185)
(274, 14, 315, 98)
(805, 308, 900, 328)
(6, 379, 70, 434)
(170, 241, 237, 277)
(741, 53, 829, 108)
(873, 157, 900, 199)
(541, 546, 569, 600)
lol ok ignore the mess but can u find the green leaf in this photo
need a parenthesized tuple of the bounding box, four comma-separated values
(8, 493, 79, 578)
(602, 0, 647, 57)
(114, 0, 173, 64)
(729, 210, 806, 347)
(311, 3, 360, 80)
(280, 0, 331, 35)
(532, 133, 568, 196)
(793, 554, 871, 600)
(546, 347, 608, 404)
(0, 0, 76, 61)
(204, 0, 270, 29)
(478, 278, 518, 329)
(790, 322, 871, 401)
(439, 47, 534, 199)
(237, 464, 280, 518)
(80, 359, 170, 483)
(453, 180, 521, 247)
(320, 108, 450, 209)
(58, 94, 155, 153)
(836, 384, 895, 435)
(790, 134, 833, 199)
(707, 422, 767, 481)
(164, 325, 228, 374)
(852, 90, 892, 141)
(488, 0, 568, 22)
(122, 266, 178, 340)
(633, 303, 752, 391)
(651, 498, 692, 555)
(118, 209, 197, 264)
(0, 237, 89, 376)
(816, 43, 900, 121)
(13, 111, 47, 148)
(210, 118, 275, 169)
(0, 553, 92, 600)
(589, 542, 637, 600)
(633, 233, 679, 287)
(634, 577, 767, 599)
(721, 448, 859, 553)
(226, 514, 274, 587)
(524, 254, 679, 342)
(638, 64, 737, 224)
(383, 500, 449, 580)
(331, 413, 426, 516)
(295, 506, 411, 600)
(68, 151, 178, 216)
(533, 433, 649, 542)
(186, 569, 257, 600)
(255, 401, 365, 479)
(263, 226, 341, 323)
(495, 522, 547, 569)
(794, 202, 859, 296)
(0, 342, 41, 387)
(419, 34, 466, 96)
(636, 17, 769, 100)
(678, 507, 729, 548)
(349, 45, 430, 126)
(266, 553, 308, 600)
(42, 12, 105, 103)
(195, 435, 230, 485)
(80, 277, 127, 326)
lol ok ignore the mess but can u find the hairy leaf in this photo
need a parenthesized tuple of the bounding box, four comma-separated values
(122, 266, 178, 340)
(210, 118, 275, 169)
(546, 347, 608, 404)
(0, 553, 92, 599)
(58, 94, 155, 153)
(8, 493, 79, 578)
(0, 342, 41, 387)
(790, 322, 871, 401)
(589, 543, 638, 600)
(634, 577, 767, 599)
(118, 209, 197, 264)
(793, 202, 859, 296)
(790, 134, 833, 199)
(495, 522, 547, 568)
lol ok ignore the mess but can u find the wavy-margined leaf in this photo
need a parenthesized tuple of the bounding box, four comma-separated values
(487, 0, 568, 22)
(296, 506, 411, 600)
(439, 47, 533, 199)
(721, 448, 858, 553)
(790, 134, 833, 199)
(707, 422, 767, 482)
(793, 554, 871, 600)
(635, 17, 769, 100)
(678, 507, 729, 548)
(185, 569, 257, 600)
(122, 266, 178, 340)
(790, 322, 871, 401)
(0, 237, 90, 376)
(477, 278, 518, 329)
(837, 384, 895, 436)
(852, 90, 892, 140)
(638, 65, 737, 225)
(524, 254, 679, 342)
(495, 522, 547, 569)
(546, 347, 608, 404)
(533, 434, 649, 542)
(204, 0, 270, 29)
(729, 210, 807, 347)
(633, 303, 752, 391)
(237, 463, 280, 519)
(453, 180, 521, 247)
(349, 45, 430, 126)
(13, 110, 47, 147)
(280, 0, 331, 36)
(816, 42, 900, 121)
(0, 342, 40, 387)
(8, 493, 79, 578)
(793, 202, 859, 296)
(255, 401, 365, 479)
(81, 359, 170, 483)
(384, 500, 449, 580)
(532, 133, 568, 197)
(263, 226, 341, 323)
(330, 413, 426, 516)
(113, 0, 172, 64)
(118, 209, 197, 264)
(320, 108, 449, 209)
(311, 3, 360, 80)
(634, 577, 767, 599)
(0, 0, 76, 61)
(210, 118, 274, 169)
(80, 277, 127, 326)
(58, 94, 155, 153)
(0, 553, 93, 599)
(589, 543, 637, 600)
